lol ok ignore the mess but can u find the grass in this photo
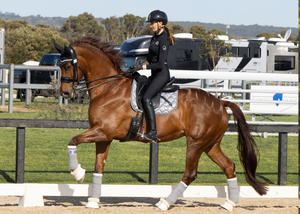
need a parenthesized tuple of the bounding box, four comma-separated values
(0, 95, 298, 186)
(0, 127, 297, 186)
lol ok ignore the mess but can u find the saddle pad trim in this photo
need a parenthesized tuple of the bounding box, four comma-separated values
(130, 80, 178, 115)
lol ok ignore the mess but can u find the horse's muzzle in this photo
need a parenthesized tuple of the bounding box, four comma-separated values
(61, 90, 73, 100)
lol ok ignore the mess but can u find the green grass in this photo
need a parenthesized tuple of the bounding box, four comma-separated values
(0, 127, 297, 186)
(0, 96, 297, 186)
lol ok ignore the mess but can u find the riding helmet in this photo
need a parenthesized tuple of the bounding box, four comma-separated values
(146, 10, 168, 25)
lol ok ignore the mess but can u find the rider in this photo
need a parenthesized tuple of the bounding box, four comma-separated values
(130, 10, 176, 143)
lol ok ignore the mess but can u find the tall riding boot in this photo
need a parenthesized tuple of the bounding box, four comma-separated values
(143, 98, 157, 143)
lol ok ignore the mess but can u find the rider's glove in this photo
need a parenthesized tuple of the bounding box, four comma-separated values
(128, 64, 143, 73)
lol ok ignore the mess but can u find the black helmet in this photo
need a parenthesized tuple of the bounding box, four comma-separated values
(146, 10, 168, 25)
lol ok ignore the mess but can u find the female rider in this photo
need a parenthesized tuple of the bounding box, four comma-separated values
(131, 10, 176, 143)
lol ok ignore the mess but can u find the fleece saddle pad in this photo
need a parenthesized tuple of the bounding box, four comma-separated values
(130, 79, 178, 115)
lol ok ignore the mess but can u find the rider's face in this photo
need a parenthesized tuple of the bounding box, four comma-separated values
(149, 22, 162, 32)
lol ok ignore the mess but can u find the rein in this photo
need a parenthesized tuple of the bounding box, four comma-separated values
(75, 67, 130, 93)
(59, 46, 131, 94)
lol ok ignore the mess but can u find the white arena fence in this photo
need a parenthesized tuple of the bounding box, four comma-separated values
(0, 183, 298, 207)
(0, 65, 298, 120)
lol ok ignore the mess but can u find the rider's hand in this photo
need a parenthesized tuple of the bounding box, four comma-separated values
(128, 64, 143, 73)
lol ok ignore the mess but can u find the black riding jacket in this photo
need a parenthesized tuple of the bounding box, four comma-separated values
(146, 31, 170, 71)
(143, 30, 171, 102)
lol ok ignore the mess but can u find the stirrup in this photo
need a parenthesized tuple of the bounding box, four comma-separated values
(137, 132, 159, 143)
(143, 134, 157, 144)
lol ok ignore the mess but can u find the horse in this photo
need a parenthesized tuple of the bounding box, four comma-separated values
(54, 37, 268, 211)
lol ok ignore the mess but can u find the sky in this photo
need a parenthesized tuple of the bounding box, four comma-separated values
(0, 0, 298, 28)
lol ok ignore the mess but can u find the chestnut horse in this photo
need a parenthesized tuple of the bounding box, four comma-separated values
(54, 37, 267, 211)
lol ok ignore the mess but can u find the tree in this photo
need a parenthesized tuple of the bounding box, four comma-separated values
(139, 23, 154, 36)
(256, 32, 279, 40)
(120, 14, 145, 40)
(199, 29, 233, 71)
(0, 19, 29, 30)
(167, 23, 185, 34)
(4, 22, 68, 64)
(101, 16, 123, 44)
(61, 12, 104, 43)
(189, 25, 206, 39)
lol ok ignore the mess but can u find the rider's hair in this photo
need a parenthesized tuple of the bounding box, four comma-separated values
(164, 26, 176, 46)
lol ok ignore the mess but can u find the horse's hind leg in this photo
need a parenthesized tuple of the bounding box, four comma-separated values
(205, 141, 239, 211)
(156, 137, 203, 211)
(86, 141, 111, 209)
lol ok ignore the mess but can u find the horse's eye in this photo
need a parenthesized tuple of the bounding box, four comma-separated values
(65, 65, 72, 70)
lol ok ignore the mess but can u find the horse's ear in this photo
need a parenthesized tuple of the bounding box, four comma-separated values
(64, 45, 72, 56)
(54, 43, 64, 54)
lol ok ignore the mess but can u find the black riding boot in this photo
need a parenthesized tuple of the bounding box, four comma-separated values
(143, 98, 157, 143)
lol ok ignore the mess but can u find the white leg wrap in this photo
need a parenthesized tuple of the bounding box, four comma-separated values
(227, 177, 239, 204)
(86, 173, 102, 209)
(166, 181, 187, 206)
(155, 198, 170, 211)
(155, 181, 187, 210)
(71, 164, 86, 183)
(86, 197, 100, 209)
(68, 146, 78, 171)
(220, 198, 236, 211)
(92, 173, 102, 198)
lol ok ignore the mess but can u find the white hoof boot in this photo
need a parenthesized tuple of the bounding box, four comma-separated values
(71, 164, 86, 183)
(86, 198, 100, 209)
(220, 199, 236, 211)
(155, 198, 170, 211)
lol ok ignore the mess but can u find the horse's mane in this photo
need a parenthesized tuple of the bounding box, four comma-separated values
(71, 37, 124, 71)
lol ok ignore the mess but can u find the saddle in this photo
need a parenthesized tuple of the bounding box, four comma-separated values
(120, 72, 180, 142)
(133, 73, 179, 111)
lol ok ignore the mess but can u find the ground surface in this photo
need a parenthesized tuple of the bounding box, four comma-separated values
(0, 196, 298, 214)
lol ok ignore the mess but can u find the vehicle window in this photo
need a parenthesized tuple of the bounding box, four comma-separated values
(136, 57, 147, 65)
(239, 47, 249, 57)
(253, 47, 261, 58)
(226, 47, 238, 56)
(274, 56, 295, 71)
(121, 57, 136, 71)
(41, 55, 59, 66)
(176, 49, 193, 62)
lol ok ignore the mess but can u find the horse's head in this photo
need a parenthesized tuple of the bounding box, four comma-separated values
(54, 43, 81, 99)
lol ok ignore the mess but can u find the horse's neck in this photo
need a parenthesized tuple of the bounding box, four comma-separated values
(77, 49, 124, 99)
(79, 49, 119, 82)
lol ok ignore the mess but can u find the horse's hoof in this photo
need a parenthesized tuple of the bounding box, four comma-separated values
(71, 164, 86, 183)
(86, 198, 100, 209)
(155, 198, 169, 211)
(220, 199, 236, 212)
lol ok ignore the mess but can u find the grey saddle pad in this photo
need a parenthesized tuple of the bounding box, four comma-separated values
(130, 79, 178, 115)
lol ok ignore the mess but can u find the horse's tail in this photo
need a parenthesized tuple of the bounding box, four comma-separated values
(222, 100, 268, 196)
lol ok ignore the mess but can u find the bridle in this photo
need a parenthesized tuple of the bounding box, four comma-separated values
(58, 46, 131, 94)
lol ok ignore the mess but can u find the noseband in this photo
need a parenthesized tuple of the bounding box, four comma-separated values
(58, 46, 131, 94)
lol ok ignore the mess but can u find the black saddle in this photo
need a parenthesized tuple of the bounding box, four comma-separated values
(120, 72, 179, 143)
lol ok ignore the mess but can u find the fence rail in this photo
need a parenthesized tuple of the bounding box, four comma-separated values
(0, 65, 298, 116)
(0, 64, 62, 112)
(0, 119, 297, 186)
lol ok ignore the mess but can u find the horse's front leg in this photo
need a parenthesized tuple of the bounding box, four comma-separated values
(67, 126, 110, 183)
(86, 141, 111, 209)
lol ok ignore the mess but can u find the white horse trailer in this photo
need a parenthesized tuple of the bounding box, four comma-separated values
(206, 30, 298, 88)
(119, 30, 298, 89)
